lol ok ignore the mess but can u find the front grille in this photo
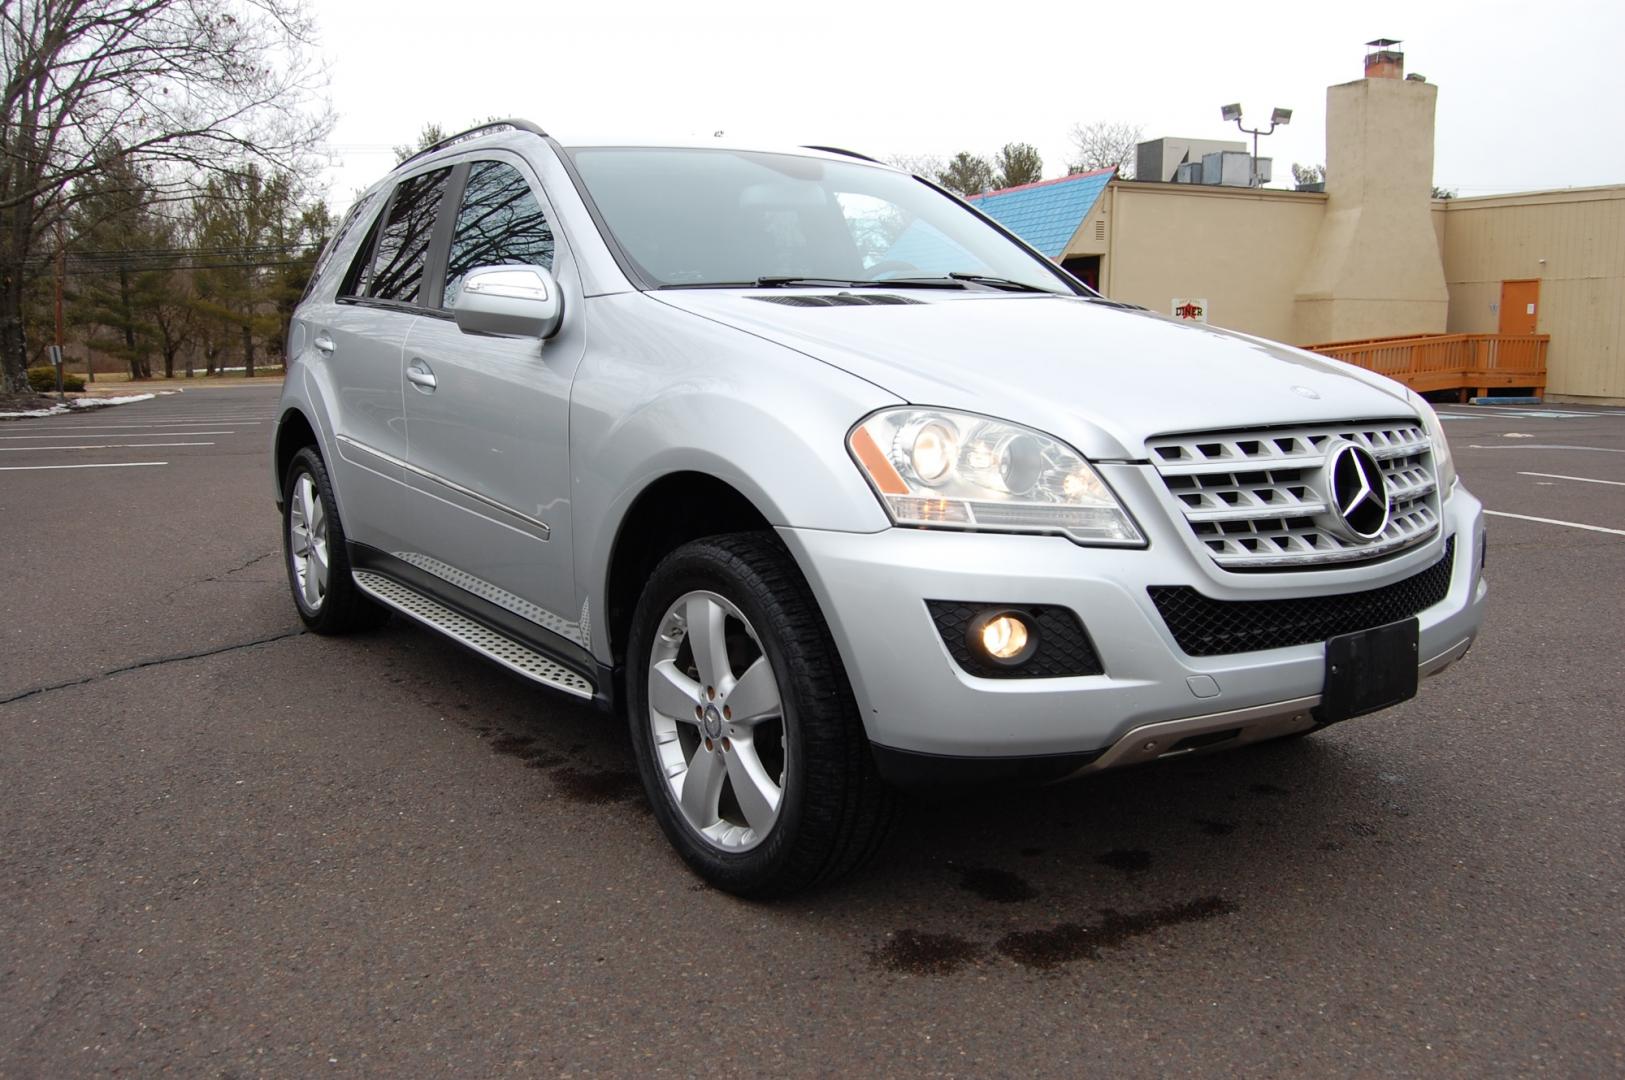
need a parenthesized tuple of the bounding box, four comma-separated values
(749, 293, 922, 307)
(927, 601, 1104, 678)
(1147, 419, 1440, 570)
(1149, 538, 1454, 656)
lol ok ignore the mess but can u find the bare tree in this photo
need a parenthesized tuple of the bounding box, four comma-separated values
(1067, 121, 1143, 178)
(393, 123, 449, 165)
(884, 153, 945, 180)
(0, 0, 332, 394)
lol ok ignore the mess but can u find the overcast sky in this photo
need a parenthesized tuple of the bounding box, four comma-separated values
(311, 0, 1623, 208)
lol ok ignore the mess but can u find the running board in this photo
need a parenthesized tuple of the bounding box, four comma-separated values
(352, 570, 595, 699)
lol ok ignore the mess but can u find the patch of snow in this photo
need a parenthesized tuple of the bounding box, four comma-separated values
(0, 392, 155, 420)
(74, 393, 156, 408)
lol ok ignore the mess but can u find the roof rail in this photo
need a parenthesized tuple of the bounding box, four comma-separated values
(400, 119, 548, 168)
(801, 145, 882, 164)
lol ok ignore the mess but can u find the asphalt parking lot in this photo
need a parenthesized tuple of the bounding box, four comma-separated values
(2, 385, 1622, 1077)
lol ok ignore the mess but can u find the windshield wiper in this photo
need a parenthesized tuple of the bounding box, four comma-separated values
(945, 273, 1059, 293)
(755, 276, 965, 289)
(874, 273, 1059, 294)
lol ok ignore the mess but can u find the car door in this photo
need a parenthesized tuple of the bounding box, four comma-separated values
(319, 166, 454, 552)
(397, 154, 587, 650)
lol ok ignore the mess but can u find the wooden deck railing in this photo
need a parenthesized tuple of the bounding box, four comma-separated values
(1305, 333, 1548, 400)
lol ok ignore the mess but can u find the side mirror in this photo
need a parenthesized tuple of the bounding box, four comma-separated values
(452, 265, 562, 339)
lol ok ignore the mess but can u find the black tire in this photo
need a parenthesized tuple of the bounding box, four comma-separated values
(281, 446, 386, 635)
(626, 532, 896, 898)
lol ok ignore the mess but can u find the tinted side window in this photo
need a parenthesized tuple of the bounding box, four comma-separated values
(306, 192, 376, 302)
(441, 161, 555, 308)
(368, 167, 451, 305)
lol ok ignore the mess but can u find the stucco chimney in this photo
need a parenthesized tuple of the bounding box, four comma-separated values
(1292, 41, 1448, 343)
(1364, 38, 1405, 80)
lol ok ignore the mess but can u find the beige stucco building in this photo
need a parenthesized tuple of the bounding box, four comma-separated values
(989, 48, 1625, 403)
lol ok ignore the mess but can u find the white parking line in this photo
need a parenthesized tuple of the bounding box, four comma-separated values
(0, 430, 236, 439)
(1519, 471, 1625, 488)
(43, 419, 265, 426)
(1467, 404, 1625, 416)
(0, 461, 167, 471)
(0, 442, 214, 451)
(1484, 510, 1625, 536)
(1468, 444, 1625, 453)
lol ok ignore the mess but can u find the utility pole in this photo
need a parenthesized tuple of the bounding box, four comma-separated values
(53, 219, 66, 398)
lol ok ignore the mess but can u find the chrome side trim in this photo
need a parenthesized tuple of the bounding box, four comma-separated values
(335, 434, 551, 539)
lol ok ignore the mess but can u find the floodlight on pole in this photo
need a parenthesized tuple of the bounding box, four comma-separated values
(1220, 103, 1293, 187)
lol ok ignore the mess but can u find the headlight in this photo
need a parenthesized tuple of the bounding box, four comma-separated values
(847, 408, 1144, 545)
(1410, 392, 1457, 495)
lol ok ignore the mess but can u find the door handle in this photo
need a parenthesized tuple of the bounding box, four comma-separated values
(406, 359, 437, 392)
(313, 332, 335, 357)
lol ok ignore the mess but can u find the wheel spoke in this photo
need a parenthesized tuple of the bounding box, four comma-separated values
(650, 658, 703, 721)
(725, 738, 781, 835)
(685, 594, 731, 690)
(302, 551, 322, 607)
(725, 656, 780, 725)
(297, 476, 317, 533)
(311, 539, 329, 591)
(679, 742, 725, 824)
(309, 489, 326, 541)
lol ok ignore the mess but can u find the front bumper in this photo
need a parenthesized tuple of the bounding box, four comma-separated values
(779, 480, 1487, 770)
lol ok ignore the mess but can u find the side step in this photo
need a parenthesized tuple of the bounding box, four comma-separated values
(352, 570, 595, 699)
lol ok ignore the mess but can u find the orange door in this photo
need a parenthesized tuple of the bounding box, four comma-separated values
(1499, 279, 1540, 335)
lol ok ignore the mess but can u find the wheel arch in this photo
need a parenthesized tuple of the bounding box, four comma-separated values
(273, 406, 320, 506)
(602, 470, 778, 669)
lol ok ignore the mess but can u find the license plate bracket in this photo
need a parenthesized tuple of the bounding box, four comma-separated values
(1320, 618, 1420, 724)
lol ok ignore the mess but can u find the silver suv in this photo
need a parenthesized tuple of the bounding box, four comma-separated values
(274, 120, 1487, 896)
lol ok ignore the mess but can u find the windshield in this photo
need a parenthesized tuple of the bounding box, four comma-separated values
(567, 147, 1075, 293)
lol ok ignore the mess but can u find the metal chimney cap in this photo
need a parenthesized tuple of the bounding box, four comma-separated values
(1366, 37, 1402, 48)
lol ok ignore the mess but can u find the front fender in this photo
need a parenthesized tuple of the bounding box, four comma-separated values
(569, 293, 903, 652)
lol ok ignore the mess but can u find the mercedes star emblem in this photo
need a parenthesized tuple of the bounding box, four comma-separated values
(1325, 442, 1390, 540)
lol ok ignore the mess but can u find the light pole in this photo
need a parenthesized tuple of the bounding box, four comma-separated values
(1220, 103, 1292, 187)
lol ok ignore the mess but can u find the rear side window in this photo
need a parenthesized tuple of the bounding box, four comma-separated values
(365, 167, 452, 305)
(304, 192, 376, 302)
(441, 161, 555, 308)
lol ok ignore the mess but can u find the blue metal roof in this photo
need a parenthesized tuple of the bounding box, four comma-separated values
(965, 167, 1115, 258)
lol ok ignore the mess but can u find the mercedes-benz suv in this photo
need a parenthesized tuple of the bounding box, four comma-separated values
(273, 120, 1487, 896)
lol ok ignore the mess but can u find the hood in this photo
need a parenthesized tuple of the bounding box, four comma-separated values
(650, 290, 1416, 459)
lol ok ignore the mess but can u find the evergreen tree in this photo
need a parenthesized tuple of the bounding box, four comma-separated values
(190, 168, 310, 377)
(64, 159, 171, 379)
(936, 152, 996, 197)
(994, 143, 1045, 189)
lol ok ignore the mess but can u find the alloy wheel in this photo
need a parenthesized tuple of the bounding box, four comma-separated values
(647, 590, 788, 851)
(288, 471, 330, 613)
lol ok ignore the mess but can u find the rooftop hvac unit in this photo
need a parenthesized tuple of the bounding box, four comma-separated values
(1201, 151, 1255, 187)
(1175, 161, 1202, 184)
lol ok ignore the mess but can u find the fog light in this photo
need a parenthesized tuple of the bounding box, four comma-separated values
(968, 610, 1037, 665)
(982, 615, 1028, 658)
